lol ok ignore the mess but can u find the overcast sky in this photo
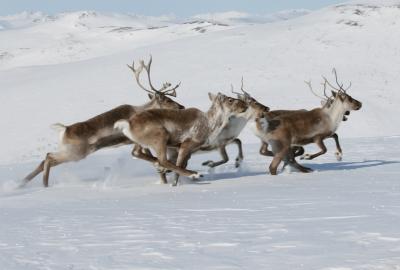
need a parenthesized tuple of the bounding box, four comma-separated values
(0, 0, 347, 16)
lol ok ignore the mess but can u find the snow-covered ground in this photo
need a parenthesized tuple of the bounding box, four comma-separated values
(1, 0, 400, 269)
(1, 137, 400, 269)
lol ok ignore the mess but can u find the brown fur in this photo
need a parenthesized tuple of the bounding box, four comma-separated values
(258, 108, 348, 161)
(23, 58, 185, 187)
(117, 93, 248, 186)
(234, 88, 360, 173)
(260, 92, 362, 175)
(64, 105, 136, 141)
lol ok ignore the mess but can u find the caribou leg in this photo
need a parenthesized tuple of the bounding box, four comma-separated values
(299, 133, 343, 161)
(285, 150, 313, 173)
(23, 161, 45, 185)
(42, 152, 75, 187)
(131, 140, 199, 182)
(131, 144, 158, 163)
(23, 146, 86, 187)
(330, 133, 343, 161)
(158, 148, 178, 184)
(172, 140, 203, 186)
(301, 137, 327, 160)
(202, 146, 229, 168)
(232, 138, 244, 168)
(269, 143, 289, 175)
(259, 142, 274, 156)
(152, 139, 199, 179)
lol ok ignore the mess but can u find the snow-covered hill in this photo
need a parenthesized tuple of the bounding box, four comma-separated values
(0, 9, 308, 70)
(1, 1, 400, 269)
(0, 11, 228, 69)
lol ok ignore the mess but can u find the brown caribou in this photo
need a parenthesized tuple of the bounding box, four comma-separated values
(234, 74, 351, 166)
(23, 56, 184, 187)
(114, 93, 248, 186)
(252, 70, 362, 175)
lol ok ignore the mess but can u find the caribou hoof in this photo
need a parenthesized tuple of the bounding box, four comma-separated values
(202, 160, 215, 167)
(300, 154, 312, 160)
(190, 173, 203, 179)
(335, 152, 343, 161)
(235, 157, 243, 168)
(304, 167, 314, 173)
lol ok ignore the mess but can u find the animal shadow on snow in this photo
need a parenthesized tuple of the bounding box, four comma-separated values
(190, 164, 267, 184)
(194, 159, 400, 184)
(306, 159, 400, 172)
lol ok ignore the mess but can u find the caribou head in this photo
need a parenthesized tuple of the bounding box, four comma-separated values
(231, 77, 270, 118)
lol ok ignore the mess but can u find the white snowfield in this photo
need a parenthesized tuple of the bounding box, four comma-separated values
(1, 1, 400, 269)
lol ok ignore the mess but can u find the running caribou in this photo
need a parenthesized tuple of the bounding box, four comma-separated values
(23, 56, 184, 187)
(198, 79, 269, 169)
(114, 93, 248, 186)
(250, 69, 362, 175)
(233, 72, 353, 166)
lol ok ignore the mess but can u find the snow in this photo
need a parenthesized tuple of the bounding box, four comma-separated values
(1, 137, 400, 269)
(1, 1, 400, 269)
(191, 9, 310, 25)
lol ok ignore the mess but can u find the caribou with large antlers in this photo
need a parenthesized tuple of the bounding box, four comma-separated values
(115, 93, 248, 186)
(233, 73, 351, 165)
(252, 69, 362, 175)
(23, 56, 184, 187)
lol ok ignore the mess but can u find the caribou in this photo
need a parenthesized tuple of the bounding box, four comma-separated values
(251, 69, 362, 175)
(23, 56, 184, 187)
(199, 79, 270, 169)
(114, 93, 248, 186)
(233, 74, 351, 166)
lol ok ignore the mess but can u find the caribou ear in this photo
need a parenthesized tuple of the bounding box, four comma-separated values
(208, 92, 217, 101)
(331, 90, 337, 97)
(148, 93, 154, 100)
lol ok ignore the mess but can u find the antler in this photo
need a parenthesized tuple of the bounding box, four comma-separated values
(304, 80, 326, 100)
(231, 84, 243, 97)
(231, 77, 252, 100)
(240, 77, 252, 98)
(128, 55, 181, 97)
(323, 68, 352, 94)
(127, 60, 154, 95)
(161, 82, 181, 97)
(142, 55, 181, 97)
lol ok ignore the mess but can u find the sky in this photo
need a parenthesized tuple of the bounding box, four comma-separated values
(0, 0, 347, 17)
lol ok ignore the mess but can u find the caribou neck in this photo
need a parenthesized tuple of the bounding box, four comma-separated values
(240, 107, 255, 121)
(323, 98, 347, 132)
(205, 102, 230, 144)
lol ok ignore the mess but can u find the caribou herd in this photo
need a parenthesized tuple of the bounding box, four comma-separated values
(23, 56, 362, 187)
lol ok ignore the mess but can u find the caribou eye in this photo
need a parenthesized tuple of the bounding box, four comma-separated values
(228, 98, 233, 103)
